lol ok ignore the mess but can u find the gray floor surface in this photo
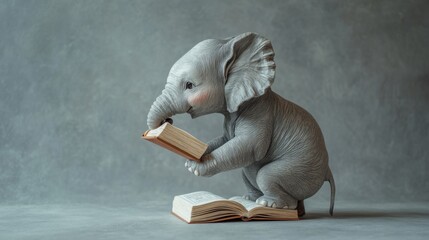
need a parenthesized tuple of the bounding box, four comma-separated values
(1, 201, 428, 240)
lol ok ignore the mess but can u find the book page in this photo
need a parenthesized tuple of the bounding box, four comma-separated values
(229, 196, 262, 211)
(144, 124, 166, 137)
(178, 191, 225, 206)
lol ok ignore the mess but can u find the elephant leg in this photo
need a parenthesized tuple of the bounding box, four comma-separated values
(255, 160, 299, 210)
(242, 168, 263, 201)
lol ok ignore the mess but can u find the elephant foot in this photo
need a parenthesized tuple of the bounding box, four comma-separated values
(256, 195, 290, 209)
(297, 200, 305, 217)
(243, 192, 263, 201)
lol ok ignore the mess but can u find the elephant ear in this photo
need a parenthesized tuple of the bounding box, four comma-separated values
(222, 32, 276, 113)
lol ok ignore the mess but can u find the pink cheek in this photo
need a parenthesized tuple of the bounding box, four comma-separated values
(188, 91, 210, 106)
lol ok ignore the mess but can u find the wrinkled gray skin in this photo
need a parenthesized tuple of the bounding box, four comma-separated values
(147, 32, 335, 216)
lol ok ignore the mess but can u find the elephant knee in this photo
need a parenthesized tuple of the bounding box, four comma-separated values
(256, 169, 282, 193)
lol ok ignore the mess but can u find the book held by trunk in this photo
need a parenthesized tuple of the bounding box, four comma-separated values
(142, 123, 208, 161)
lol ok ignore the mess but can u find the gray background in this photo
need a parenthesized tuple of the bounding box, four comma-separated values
(1, 0, 429, 207)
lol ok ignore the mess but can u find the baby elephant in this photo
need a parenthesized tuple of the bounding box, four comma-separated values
(147, 32, 335, 216)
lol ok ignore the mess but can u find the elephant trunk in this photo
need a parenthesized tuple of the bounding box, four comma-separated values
(147, 84, 187, 129)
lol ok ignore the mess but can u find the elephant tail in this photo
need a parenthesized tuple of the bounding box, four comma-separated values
(325, 166, 336, 216)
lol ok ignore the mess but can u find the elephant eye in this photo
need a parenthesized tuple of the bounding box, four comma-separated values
(185, 82, 194, 90)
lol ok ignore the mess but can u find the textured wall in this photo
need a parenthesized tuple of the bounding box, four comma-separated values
(1, 0, 428, 204)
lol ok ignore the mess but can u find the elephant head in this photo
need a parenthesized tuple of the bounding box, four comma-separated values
(147, 32, 276, 129)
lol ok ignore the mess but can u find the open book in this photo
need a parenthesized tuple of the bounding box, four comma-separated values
(142, 123, 208, 161)
(172, 191, 299, 223)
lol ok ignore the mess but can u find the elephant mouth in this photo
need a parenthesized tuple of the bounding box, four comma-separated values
(186, 106, 193, 113)
(187, 106, 197, 118)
